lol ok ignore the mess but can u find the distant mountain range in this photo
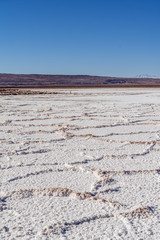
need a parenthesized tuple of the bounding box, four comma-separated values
(0, 73, 160, 87)
(136, 74, 160, 79)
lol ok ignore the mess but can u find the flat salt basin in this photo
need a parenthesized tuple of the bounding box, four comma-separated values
(0, 88, 160, 240)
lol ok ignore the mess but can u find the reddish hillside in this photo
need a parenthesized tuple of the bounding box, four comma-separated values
(0, 73, 160, 87)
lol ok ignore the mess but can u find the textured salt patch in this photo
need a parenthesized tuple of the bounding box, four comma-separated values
(2, 167, 98, 193)
(1, 192, 157, 239)
(0, 194, 112, 239)
(98, 171, 160, 209)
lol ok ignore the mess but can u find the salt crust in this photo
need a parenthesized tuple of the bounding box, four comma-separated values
(0, 89, 160, 239)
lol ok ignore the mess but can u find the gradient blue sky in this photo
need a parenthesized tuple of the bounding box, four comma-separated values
(0, 0, 160, 77)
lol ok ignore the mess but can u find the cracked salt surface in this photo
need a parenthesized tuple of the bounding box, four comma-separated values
(0, 88, 160, 240)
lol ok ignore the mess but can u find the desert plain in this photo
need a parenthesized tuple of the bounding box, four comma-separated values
(0, 88, 160, 240)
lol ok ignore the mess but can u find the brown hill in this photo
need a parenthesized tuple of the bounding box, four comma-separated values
(0, 73, 160, 87)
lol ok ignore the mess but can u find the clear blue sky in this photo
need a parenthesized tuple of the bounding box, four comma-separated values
(0, 0, 160, 77)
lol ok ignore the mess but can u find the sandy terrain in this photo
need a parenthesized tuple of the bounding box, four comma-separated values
(0, 88, 160, 240)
